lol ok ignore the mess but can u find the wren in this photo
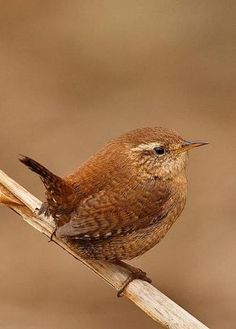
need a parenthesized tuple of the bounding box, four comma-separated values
(20, 127, 207, 295)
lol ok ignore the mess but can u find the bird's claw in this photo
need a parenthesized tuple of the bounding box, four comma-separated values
(48, 227, 57, 242)
(34, 205, 57, 242)
(117, 269, 152, 297)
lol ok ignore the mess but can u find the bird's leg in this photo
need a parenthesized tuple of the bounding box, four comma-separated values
(114, 260, 152, 297)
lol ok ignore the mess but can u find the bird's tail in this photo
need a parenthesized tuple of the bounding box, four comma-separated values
(19, 156, 77, 213)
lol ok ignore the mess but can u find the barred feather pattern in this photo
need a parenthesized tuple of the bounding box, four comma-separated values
(19, 156, 78, 219)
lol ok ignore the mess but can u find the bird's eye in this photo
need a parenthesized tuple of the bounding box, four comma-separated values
(154, 146, 166, 156)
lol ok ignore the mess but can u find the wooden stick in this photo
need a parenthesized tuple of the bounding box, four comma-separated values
(0, 168, 208, 329)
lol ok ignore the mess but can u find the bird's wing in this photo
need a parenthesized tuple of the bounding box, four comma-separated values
(56, 179, 173, 240)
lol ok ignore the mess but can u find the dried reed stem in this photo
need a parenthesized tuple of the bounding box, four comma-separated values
(0, 168, 208, 329)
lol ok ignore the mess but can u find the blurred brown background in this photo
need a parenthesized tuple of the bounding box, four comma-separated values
(0, 1, 235, 328)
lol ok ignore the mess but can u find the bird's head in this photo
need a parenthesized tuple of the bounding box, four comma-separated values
(111, 127, 208, 180)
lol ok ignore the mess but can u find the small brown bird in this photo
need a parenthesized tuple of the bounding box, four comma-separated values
(20, 127, 207, 294)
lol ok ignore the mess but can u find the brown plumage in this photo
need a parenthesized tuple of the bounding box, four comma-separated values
(19, 156, 79, 219)
(20, 127, 207, 293)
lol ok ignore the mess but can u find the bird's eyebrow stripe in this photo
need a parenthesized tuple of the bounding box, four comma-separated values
(131, 142, 162, 151)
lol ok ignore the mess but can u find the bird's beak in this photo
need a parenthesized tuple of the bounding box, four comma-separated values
(178, 140, 209, 153)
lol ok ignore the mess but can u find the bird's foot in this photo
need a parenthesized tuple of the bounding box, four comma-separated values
(115, 261, 152, 297)
(48, 227, 57, 242)
(34, 204, 57, 242)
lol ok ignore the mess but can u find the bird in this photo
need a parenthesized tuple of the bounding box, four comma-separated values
(20, 127, 208, 295)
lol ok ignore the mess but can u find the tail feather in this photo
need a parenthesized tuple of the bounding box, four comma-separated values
(19, 156, 77, 212)
(20, 155, 59, 184)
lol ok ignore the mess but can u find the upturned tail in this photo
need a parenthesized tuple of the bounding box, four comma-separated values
(19, 156, 77, 215)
